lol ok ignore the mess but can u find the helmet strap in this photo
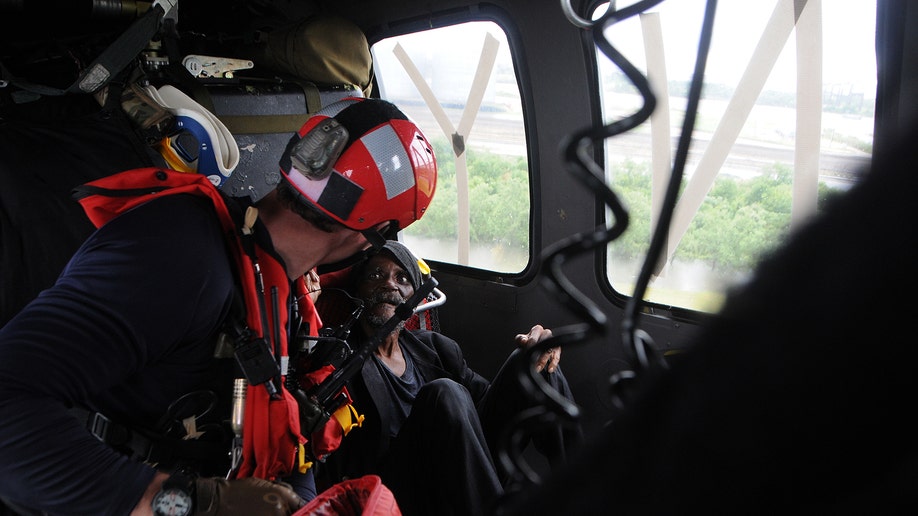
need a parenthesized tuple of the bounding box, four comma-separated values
(361, 228, 387, 250)
(315, 223, 399, 275)
(361, 222, 400, 249)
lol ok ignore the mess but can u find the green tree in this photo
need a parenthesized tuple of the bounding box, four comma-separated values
(407, 138, 457, 239)
(610, 160, 802, 273)
(607, 159, 653, 261)
(410, 139, 840, 279)
(406, 138, 530, 253)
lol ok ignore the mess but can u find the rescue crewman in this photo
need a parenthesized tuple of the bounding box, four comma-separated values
(0, 97, 436, 515)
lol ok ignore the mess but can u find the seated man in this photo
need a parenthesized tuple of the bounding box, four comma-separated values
(312, 241, 582, 516)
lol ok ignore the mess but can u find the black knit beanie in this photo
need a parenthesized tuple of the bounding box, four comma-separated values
(376, 240, 422, 289)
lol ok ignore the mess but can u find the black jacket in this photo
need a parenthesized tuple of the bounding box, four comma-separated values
(315, 328, 581, 490)
(316, 329, 488, 485)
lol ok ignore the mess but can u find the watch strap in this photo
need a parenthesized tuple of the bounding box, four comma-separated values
(163, 468, 197, 494)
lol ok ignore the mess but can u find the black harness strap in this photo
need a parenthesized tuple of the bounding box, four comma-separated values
(72, 406, 229, 469)
(0, 1, 176, 96)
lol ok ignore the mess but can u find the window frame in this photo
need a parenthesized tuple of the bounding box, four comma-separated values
(587, 0, 879, 320)
(365, 5, 542, 286)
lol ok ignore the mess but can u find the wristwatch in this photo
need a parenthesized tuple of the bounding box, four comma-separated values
(151, 469, 196, 516)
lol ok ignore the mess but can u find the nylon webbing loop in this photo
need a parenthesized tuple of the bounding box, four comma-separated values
(0, 0, 175, 96)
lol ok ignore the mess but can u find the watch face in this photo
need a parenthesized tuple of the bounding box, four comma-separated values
(152, 487, 193, 516)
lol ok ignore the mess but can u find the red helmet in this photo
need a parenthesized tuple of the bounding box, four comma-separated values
(279, 97, 437, 236)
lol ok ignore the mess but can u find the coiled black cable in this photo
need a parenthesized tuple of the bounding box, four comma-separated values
(496, 0, 718, 495)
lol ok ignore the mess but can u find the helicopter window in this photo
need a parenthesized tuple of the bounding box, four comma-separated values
(595, 0, 877, 313)
(372, 21, 531, 274)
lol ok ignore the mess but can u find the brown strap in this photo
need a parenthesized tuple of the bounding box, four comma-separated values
(216, 113, 313, 135)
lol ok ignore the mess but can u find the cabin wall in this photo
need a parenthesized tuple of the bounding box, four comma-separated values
(3, 0, 913, 442)
(334, 0, 706, 436)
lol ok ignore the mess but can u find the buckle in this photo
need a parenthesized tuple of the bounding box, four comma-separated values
(89, 412, 112, 443)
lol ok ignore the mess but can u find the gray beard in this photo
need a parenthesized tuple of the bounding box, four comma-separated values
(364, 291, 407, 330)
(366, 311, 407, 332)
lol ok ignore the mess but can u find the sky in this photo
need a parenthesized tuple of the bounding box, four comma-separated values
(372, 0, 880, 105)
(602, 0, 878, 96)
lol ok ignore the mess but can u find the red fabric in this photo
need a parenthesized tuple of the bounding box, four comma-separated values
(77, 168, 237, 235)
(77, 168, 304, 481)
(293, 475, 401, 516)
(233, 220, 303, 481)
(238, 383, 302, 480)
(300, 364, 336, 390)
(296, 364, 356, 461)
(295, 275, 323, 334)
(295, 273, 363, 462)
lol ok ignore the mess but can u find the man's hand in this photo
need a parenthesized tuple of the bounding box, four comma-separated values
(196, 477, 305, 515)
(514, 324, 559, 373)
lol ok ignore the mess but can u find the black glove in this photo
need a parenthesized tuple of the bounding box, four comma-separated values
(195, 477, 305, 515)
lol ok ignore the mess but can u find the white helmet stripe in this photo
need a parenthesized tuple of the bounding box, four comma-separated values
(362, 124, 415, 200)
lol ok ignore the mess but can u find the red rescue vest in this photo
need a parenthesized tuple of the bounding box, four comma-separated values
(75, 167, 313, 480)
